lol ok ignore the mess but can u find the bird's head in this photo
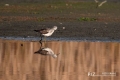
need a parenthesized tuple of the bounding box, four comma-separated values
(52, 53, 60, 58)
(53, 26, 57, 30)
(52, 54, 57, 58)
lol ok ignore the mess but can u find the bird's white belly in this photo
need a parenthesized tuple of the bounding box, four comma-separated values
(42, 31, 54, 36)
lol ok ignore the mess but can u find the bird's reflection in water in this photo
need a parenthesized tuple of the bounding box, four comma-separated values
(34, 38, 60, 58)
(34, 26, 59, 58)
(34, 47, 60, 58)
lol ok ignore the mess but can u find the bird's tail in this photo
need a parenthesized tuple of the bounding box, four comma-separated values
(34, 30, 40, 32)
(34, 50, 40, 54)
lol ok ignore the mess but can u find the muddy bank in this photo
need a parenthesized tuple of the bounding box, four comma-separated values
(0, 21, 120, 41)
(0, 2, 120, 41)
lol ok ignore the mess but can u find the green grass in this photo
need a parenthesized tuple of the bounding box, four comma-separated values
(77, 17, 97, 21)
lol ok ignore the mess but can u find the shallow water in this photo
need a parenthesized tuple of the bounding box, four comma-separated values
(0, 36, 120, 42)
(0, 39, 120, 80)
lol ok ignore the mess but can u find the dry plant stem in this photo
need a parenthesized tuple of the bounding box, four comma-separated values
(95, 0, 107, 8)
(98, 0, 107, 7)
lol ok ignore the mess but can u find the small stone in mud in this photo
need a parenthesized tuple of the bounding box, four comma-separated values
(63, 27, 65, 29)
(5, 4, 9, 6)
(59, 22, 62, 24)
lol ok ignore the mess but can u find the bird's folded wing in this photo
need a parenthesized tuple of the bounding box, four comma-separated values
(40, 29, 49, 34)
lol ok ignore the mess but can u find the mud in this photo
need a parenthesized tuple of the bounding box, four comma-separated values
(0, 21, 120, 41)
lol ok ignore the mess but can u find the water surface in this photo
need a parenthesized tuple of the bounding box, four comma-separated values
(0, 39, 120, 80)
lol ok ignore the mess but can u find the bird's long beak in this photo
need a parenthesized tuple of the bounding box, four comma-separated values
(34, 30, 39, 32)
(57, 53, 60, 55)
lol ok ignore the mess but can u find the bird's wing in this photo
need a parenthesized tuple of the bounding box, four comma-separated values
(40, 50, 49, 55)
(43, 48, 53, 54)
(40, 28, 49, 34)
(34, 49, 48, 55)
(42, 48, 58, 58)
(34, 28, 49, 34)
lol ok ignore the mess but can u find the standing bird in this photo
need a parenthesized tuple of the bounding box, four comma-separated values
(34, 26, 57, 43)
(34, 48, 60, 58)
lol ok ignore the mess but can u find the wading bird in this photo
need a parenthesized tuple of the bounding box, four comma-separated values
(34, 48, 60, 58)
(34, 26, 57, 43)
